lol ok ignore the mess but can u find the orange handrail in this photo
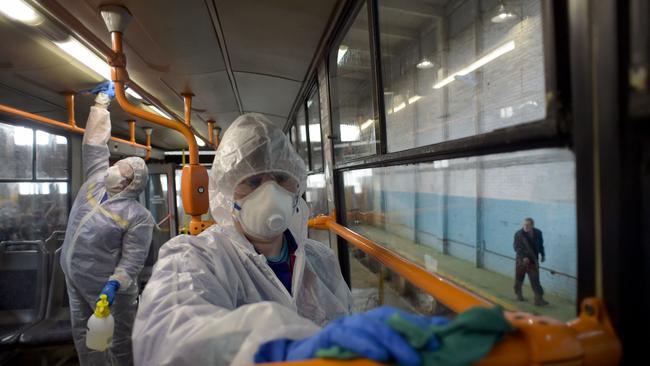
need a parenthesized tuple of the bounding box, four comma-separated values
(0, 101, 149, 151)
(305, 215, 621, 365)
(109, 32, 199, 165)
(309, 215, 490, 313)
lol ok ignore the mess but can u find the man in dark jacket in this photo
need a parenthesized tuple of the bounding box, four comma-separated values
(513, 217, 549, 306)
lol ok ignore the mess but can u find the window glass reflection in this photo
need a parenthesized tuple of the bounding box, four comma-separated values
(0, 182, 68, 242)
(329, 4, 378, 162)
(379, 0, 547, 151)
(343, 148, 577, 320)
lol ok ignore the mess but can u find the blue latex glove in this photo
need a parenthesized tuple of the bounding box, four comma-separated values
(89, 81, 115, 99)
(97, 279, 120, 306)
(255, 307, 429, 365)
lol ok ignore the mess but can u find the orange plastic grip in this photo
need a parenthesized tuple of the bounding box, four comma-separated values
(181, 165, 209, 216)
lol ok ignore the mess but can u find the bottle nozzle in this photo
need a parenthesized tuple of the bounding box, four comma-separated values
(94, 294, 111, 318)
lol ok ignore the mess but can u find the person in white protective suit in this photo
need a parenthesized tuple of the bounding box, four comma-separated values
(132, 113, 353, 365)
(60, 84, 154, 366)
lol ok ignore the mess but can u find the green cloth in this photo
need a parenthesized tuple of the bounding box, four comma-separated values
(316, 306, 512, 366)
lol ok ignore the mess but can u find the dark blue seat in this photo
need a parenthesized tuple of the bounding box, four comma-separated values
(0, 241, 48, 346)
(19, 246, 72, 345)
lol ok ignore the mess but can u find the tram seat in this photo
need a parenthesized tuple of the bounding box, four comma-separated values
(19, 247, 72, 345)
(0, 241, 48, 346)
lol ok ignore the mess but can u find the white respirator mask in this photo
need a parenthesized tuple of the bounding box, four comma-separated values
(235, 181, 296, 241)
(105, 165, 128, 196)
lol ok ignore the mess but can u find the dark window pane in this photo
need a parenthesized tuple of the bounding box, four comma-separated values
(36, 130, 68, 179)
(379, 0, 547, 151)
(329, 4, 378, 163)
(0, 122, 33, 179)
(343, 148, 577, 321)
(0, 182, 68, 242)
(307, 88, 324, 171)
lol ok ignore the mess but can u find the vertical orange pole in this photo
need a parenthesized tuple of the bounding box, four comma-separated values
(129, 120, 136, 143)
(144, 127, 152, 161)
(182, 93, 194, 127)
(207, 120, 215, 145)
(66, 93, 76, 128)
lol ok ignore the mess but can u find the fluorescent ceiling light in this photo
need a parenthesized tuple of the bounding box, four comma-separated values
(491, 4, 517, 23)
(393, 102, 406, 112)
(54, 37, 111, 80)
(408, 95, 422, 104)
(360, 119, 374, 131)
(195, 136, 205, 147)
(307, 100, 313, 108)
(337, 45, 349, 65)
(126, 88, 143, 100)
(433, 40, 515, 89)
(309, 124, 321, 142)
(149, 105, 171, 119)
(416, 59, 434, 69)
(0, 0, 43, 25)
(340, 124, 360, 142)
(164, 150, 217, 156)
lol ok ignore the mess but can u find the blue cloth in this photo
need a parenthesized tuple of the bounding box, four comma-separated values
(266, 236, 288, 263)
(97, 279, 120, 306)
(265, 231, 296, 294)
(100, 192, 108, 204)
(255, 307, 431, 366)
(89, 81, 115, 99)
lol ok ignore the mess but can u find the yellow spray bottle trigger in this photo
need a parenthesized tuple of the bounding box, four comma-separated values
(94, 294, 111, 318)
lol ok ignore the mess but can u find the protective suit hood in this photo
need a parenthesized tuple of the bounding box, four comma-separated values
(209, 113, 307, 224)
(111, 156, 148, 199)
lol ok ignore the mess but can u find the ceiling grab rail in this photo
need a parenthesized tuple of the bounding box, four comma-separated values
(0, 93, 150, 153)
(303, 215, 621, 365)
(101, 5, 211, 235)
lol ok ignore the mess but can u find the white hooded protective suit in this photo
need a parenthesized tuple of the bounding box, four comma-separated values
(60, 106, 154, 365)
(132, 113, 352, 365)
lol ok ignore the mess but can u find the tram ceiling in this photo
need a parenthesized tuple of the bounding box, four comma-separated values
(0, 0, 341, 149)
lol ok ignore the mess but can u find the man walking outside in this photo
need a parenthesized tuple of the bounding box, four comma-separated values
(513, 217, 549, 306)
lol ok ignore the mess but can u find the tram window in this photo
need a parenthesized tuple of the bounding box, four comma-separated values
(296, 106, 310, 166)
(379, 0, 547, 151)
(36, 130, 68, 179)
(306, 173, 330, 246)
(307, 88, 324, 171)
(343, 148, 577, 321)
(630, 0, 650, 115)
(329, 3, 378, 163)
(0, 182, 68, 242)
(0, 122, 34, 179)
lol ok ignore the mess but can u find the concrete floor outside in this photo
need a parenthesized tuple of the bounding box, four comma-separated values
(348, 224, 577, 322)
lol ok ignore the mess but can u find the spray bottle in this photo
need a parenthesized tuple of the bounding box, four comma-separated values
(86, 294, 114, 351)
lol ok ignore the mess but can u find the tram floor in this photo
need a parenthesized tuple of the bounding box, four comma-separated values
(347, 224, 576, 322)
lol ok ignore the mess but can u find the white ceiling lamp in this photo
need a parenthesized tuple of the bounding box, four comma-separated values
(360, 118, 374, 131)
(416, 58, 434, 69)
(126, 88, 143, 100)
(408, 95, 422, 104)
(337, 45, 349, 65)
(491, 3, 517, 24)
(433, 40, 515, 89)
(0, 0, 43, 25)
(54, 37, 111, 80)
(149, 105, 171, 119)
(195, 136, 205, 147)
(393, 102, 406, 113)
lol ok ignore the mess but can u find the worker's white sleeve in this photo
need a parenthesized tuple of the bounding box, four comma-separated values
(109, 213, 154, 290)
(83, 106, 111, 146)
(132, 235, 321, 366)
(82, 106, 111, 182)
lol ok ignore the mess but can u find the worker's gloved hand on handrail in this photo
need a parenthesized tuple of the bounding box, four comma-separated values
(254, 306, 448, 365)
(96, 279, 120, 306)
(88, 81, 115, 108)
